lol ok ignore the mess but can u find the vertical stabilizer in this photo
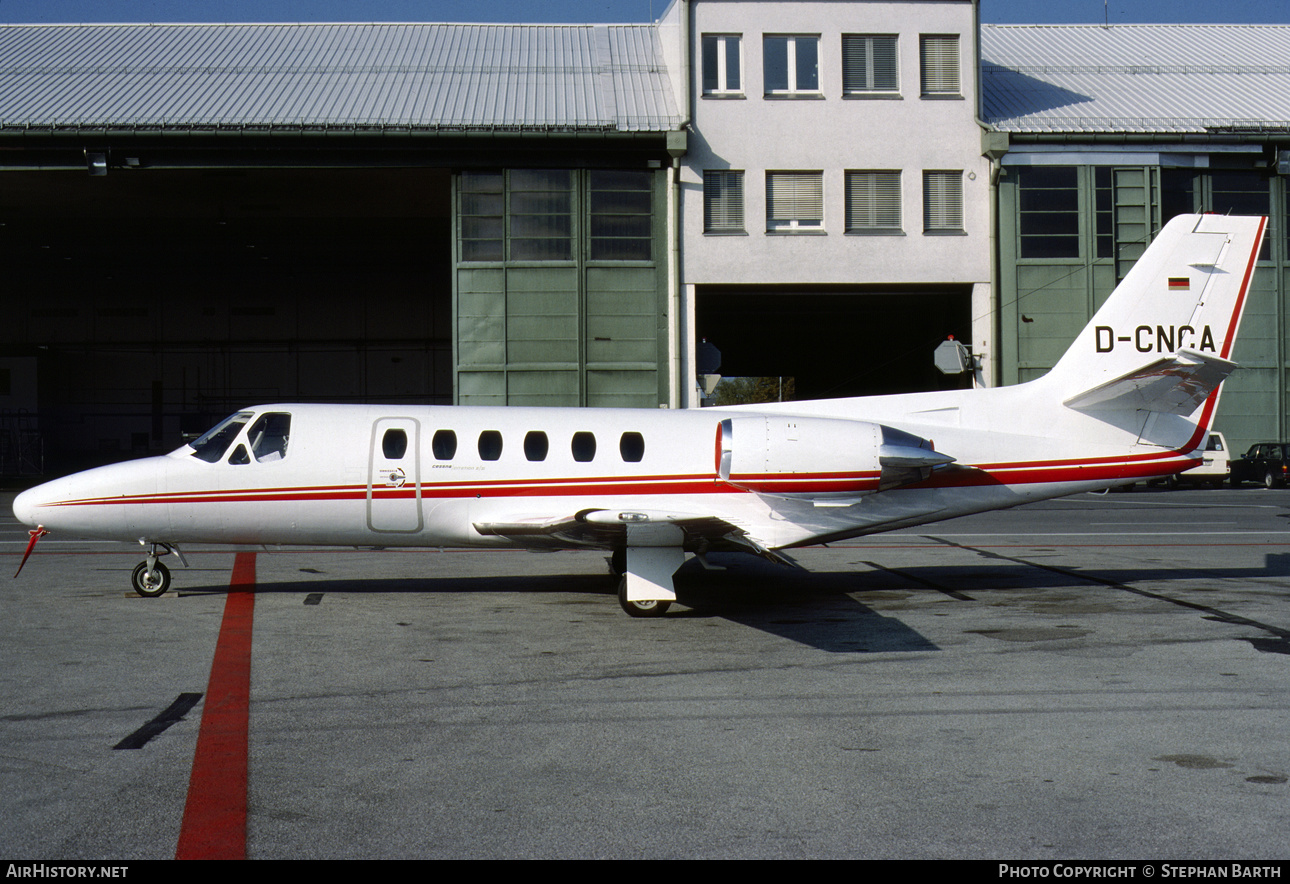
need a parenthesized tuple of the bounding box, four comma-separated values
(1043, 214, 1266, 417)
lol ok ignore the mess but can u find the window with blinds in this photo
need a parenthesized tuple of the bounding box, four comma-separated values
(703, 170, 745, 233)
(845, 171, 901, 233)
(766, 171, 823, 231)
(923, 171, 963, 233)
(919, 35, 960, 96)
(702, 34, 742, 96)
(842, 35, 898, 95)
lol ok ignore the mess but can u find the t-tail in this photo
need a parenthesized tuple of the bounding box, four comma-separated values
(1036, 213, 1266, 452)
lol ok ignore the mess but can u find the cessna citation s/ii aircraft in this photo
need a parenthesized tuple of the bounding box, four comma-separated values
(12, 214, 1267, 616)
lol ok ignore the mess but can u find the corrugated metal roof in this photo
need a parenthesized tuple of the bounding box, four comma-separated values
(0, 22, 683, 134)
(982, 24, 1290, 134)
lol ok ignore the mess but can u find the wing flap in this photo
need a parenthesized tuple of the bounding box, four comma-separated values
(473, 508, 796, 565)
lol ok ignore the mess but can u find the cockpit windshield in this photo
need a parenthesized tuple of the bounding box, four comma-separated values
(188, 412, 253, 463)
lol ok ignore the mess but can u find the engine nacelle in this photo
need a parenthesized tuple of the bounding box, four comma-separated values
(716, 415, 953, 499)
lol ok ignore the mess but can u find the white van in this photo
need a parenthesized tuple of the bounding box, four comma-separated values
(1161, 431, 1230, 488)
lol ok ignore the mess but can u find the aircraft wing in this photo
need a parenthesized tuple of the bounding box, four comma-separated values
(1062, 348, 1238, 415)
(473, 508, 798, 567)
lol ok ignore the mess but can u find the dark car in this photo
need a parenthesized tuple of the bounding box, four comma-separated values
(1229, 442, 1290, 488)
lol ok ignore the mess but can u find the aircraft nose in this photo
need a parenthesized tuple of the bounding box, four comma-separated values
(12, 486, 42, 528)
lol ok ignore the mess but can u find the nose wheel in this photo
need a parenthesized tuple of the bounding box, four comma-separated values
(131, 560, 172, 597)
(131, 542, 184, 597)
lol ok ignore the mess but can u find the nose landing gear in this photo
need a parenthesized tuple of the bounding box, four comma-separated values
(131, 542, 185, 597)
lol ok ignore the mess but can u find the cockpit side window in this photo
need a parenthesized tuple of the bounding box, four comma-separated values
(189, 412, 253, 463)
(248, 412, 291, 462)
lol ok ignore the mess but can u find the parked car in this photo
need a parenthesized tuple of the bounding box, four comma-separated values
(1153, 432, 1231, 488)
(1229, 442, 1290, 488)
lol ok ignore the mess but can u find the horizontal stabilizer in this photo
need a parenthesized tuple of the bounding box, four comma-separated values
(1062, 348, 1238, 415)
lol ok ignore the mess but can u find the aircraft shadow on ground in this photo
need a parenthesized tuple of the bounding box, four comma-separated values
(175, 551, 1290, 655)
(179, 557, 938, 654)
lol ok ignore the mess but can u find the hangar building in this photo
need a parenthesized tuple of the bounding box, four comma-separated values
(0, 21, 685, 472)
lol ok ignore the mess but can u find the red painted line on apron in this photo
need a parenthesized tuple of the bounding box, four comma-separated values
(175, 551, 256, 860)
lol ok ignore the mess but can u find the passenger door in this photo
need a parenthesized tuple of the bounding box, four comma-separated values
(367, 417, 423, 533)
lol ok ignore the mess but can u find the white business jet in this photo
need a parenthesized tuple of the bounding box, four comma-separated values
(12, 214, 1266, 616)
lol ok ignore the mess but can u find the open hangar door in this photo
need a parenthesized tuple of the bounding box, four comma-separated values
(0, 166, 452, 473)
(695, 286, 974, 402)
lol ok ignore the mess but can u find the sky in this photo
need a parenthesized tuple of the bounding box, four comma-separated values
(0, 0, 1287, 26)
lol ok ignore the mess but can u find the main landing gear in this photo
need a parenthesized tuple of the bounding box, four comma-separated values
(131, 542, 184, 598)
(610, 543, 684, 618)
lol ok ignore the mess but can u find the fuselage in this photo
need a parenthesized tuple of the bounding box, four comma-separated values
(12, 383, 1203, 554)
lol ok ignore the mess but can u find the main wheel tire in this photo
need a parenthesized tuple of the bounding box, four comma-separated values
(616, 576, 671, 617)
(131, 560, 171, 597)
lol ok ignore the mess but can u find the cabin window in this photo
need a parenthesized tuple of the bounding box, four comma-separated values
(248, 412, 291, 462)
(189, 411, 252, 463)
(524, 431, 549, 462)
(479, 430, 503, 461)
(620, 432, 645, 463)
(572, 431, 597, 462)
(382, 428, 408, 459)
(432, 430, 457, 460)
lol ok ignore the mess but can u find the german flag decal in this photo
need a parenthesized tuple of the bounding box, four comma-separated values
(1168, 277, 1190, 290)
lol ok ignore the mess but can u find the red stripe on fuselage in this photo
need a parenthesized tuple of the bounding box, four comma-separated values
(35, 450, 1202, 512)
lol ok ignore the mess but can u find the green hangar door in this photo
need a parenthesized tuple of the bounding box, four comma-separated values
(453, 169, 670, 408)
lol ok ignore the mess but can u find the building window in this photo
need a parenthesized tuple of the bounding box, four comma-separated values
(702, 34, 742, 96)
(1210, 170, 1271, 260)
(459, 172, 504, 261)
(923, 171, 963, 233)
(508, 169, 573, 261)
(764, 35, 820, 96)
(842, 35, 897, 95)
(845, 171, 901, 234)
(1094, 167, 1114, 259)
(704, 170, 745, 233)
(459, 170, 574, 262)
(1018, 166, 1079, 258)
(920, 35, 960, 97)
(767, 172, 824, 231)
(589, 170, 652, 261)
